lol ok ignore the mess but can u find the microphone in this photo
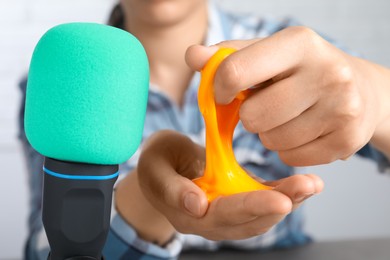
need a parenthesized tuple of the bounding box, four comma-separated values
(24, 23, 149, 260)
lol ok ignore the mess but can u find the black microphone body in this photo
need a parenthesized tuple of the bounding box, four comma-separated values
(43, 158, 117, 260)
(24, 23, 149, 259)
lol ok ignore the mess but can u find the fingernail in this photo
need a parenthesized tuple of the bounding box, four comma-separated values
(295, 193, 314, 203)
(184, 193, 201, 216)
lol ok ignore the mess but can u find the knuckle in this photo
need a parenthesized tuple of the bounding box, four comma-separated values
(337, 129, 365, 156)
(316, 153, 339, 165)
(340, 155, 353, 161)
(279, 152, 303, 167)
(337, 65, 354, 85)
(290, 175, 315, 194)
(173, 220, 193, 234)
(291, 174, 309, 185)
(258, 132, 277, 150)
(332, 63, 354, 85)
(247, 226, 269, 237)
(282, 26, 325, 63)
(289, 26, 316, 37)
(323, 155, 337, 164)
(287, 26, 320, 45)
(239, 102, 261, 133)
(279, 151, 334, 167)
(278, 152, 295, 166)
(338, 93, 363, 121)
(218, 57, 243, 93)
(324, 64, 354, 95)
(340, 140, 358, 158)
(274, 198, 292, 215)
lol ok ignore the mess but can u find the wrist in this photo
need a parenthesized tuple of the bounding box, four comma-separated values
(115, 169, 176, 246)
(351, 56, 390, 157)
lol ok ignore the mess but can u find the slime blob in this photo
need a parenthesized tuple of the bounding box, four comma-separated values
(193, 47, 271, 201)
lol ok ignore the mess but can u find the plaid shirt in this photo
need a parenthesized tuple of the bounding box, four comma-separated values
(20, 1, 390, 259)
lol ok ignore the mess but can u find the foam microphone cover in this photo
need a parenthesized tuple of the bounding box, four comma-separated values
(25, 23, 149, 165)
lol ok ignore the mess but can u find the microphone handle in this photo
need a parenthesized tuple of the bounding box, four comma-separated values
(42, 157, 118, 260)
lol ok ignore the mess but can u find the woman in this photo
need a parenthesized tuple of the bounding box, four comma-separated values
(20, 0, 390, 259)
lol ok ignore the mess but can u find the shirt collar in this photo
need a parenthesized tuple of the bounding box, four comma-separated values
(205, 1, 228, 46)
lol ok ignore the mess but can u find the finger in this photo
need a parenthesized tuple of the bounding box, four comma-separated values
(266, 174, 324, 211)
(270, 174, 321, 203)
(239, 76, 318, 133)
(289, 174, 324, 210)
(214, 27, 315, 104)
(303, 173, 325, 194)
(205, 213, 287, 241)
(278, 130, 355, 166)
(258, 105, 327, 151)
(245, 169, 266, 183)
(209, 190, 292, 226)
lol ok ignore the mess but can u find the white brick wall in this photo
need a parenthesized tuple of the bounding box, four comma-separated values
(1, 0, 390, 259)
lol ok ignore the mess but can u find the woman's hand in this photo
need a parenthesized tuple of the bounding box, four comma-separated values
(186, 26, 390, 165)
(138, 130, 323, 240)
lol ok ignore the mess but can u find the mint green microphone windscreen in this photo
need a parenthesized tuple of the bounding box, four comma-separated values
(25, 23, 149, 165)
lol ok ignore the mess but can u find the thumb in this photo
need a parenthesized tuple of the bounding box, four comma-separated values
(138, 150, 209, 218)
(179, 178, 209, 217)
(158, 176, 209, 217)
(185, 40, 260, 71)
(185, 44, 220, 71)
(152, 170, 209, 218)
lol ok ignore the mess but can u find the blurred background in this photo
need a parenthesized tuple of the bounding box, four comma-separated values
(1, 0, 390, 259)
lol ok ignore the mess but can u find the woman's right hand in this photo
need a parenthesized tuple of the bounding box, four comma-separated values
(138, 130, 323, 241)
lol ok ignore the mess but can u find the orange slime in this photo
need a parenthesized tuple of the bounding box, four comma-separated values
(193, 48, 271, 201)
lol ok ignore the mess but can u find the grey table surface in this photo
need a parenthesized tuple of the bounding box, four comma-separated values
(180, 238, 390, 260)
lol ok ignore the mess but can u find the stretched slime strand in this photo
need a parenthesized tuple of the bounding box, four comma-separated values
(193, 47, 271, 201)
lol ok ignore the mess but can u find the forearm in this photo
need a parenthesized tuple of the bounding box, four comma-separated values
(370, 120, 390, 160)
(115, 169, 176, 246)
